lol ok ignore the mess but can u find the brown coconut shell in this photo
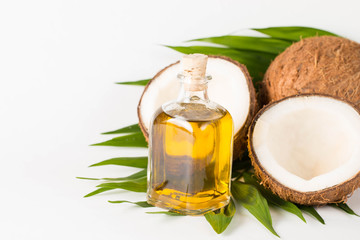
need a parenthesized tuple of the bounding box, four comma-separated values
(248, 94, 360, 206)
(262, 36, 360, 110)
(138, 55, 258, 160)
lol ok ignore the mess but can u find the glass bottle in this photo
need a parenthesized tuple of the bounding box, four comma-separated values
(147, 54, 233, 215)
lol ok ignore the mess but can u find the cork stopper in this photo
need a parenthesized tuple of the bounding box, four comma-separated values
(181, 54, 208, 91)
(181, 54, 208, 79)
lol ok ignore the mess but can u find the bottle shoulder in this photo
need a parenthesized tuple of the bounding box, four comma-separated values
(159, 100, 232, 122)
(150, 102, 233, 138)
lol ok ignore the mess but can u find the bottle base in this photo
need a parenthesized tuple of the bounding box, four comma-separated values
(147, 194, 230, 216)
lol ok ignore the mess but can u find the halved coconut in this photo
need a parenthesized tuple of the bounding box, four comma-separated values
(248, 94, 360, 205)
(138, 56, 257, 159)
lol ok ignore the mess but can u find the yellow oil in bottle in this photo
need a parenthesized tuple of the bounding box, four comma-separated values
(147, 103, 233, 215)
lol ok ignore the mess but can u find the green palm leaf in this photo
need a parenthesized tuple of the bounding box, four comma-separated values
(253, 26, 338, 41)
(298, 205, 325, 224)
(102, 123, 141, 135)
(243, 172, 306, 223)
(190, 36, 291, 54)
(116, 79, 150, 86)
(84, 187, 114, 198)
(108, 200, 153, 208)
(97, 177, 147, 193)
(330, 203, 359, 217)
(77, 169, 147, 181)
(231, 181, 279, 237)
(92, 132, 147, 148)
(146, 211, 185, 216)
(89, 156, 148, 168)
(205, 198, 236, 234)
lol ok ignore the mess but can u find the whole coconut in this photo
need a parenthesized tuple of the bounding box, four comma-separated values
(262, 36, 360, 110)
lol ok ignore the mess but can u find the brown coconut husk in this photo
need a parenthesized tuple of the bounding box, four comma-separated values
(262, 36, 360, 110)
(248, 94, 360, 205)
(138, 55, 258, 160)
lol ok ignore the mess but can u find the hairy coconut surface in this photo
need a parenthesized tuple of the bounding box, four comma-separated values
(248, 94, 360, 205)
(138, 56, 257, 159)
(262, 36, 360, 110)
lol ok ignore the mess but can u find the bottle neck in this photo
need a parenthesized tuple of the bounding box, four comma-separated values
(177, 83, 209, 103)
(176, 73, 210, 103)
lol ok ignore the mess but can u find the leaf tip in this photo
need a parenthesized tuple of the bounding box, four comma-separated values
(268, 228, 280, 238)
(164, 45, 176, 50)
(184, 38, 200, 43)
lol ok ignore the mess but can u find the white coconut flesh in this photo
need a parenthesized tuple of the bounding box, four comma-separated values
(139, 57, 251, 135)
(252, 95, 360, 192)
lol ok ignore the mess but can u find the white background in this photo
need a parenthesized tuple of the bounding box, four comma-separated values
(1, 0, 360, 239)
